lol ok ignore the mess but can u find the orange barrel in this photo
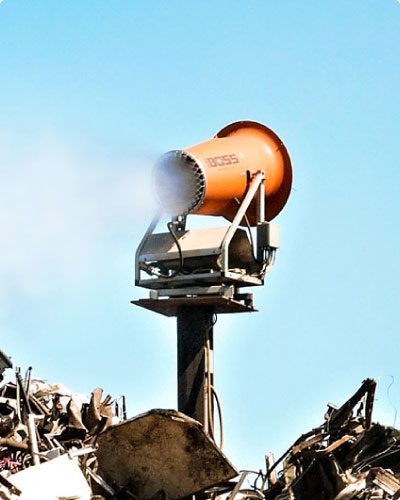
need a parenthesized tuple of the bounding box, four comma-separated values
(153, 121, 292, 226)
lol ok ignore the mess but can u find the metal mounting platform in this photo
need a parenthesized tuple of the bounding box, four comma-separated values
(132, 295, 257, 317)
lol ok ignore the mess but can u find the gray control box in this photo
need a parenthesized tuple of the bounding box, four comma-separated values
(257, 222, 280, 249)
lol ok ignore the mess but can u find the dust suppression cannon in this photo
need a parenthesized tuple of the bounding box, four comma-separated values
(133, 121, 292, 438)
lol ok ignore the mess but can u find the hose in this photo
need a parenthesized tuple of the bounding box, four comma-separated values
(205, 314, 224, 450)
(167, 221, 192, 275)
(211, 384, 224, 450)
(141, 221, 190, 278)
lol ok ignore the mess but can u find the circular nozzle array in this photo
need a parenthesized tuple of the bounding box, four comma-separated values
(153, 151, 206, 216)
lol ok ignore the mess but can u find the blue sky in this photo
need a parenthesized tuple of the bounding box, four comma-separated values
(1, 0, 399, 472)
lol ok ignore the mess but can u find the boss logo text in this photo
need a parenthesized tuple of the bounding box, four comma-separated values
(206, 154, 239, 167)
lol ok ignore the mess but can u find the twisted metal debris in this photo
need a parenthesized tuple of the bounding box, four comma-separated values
(0, 349, 399, 500)
(0, 351, 127, 499)
(240, 379, 400, 500)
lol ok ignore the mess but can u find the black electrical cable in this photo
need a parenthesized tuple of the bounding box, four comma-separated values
(143, 220, 207, 278)
(167, 221, 192, 275)
(243, 214, 256, 260)
(205, 313, 224, 450)
(354, 444, 400, 472)
(234, 198, 257, 262)
(234, 197, 268, 267)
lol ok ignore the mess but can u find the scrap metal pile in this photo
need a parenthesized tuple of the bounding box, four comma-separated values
(0, 350, 237, 500)
(1, 348, 400, 500)
(0, 350, 128, 499)
(261, 378, 400, 500)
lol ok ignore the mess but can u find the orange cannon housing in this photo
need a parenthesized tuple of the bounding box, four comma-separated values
(153, 120, 292, 226)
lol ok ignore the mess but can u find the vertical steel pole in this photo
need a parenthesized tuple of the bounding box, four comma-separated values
(177, 306, 214, 429)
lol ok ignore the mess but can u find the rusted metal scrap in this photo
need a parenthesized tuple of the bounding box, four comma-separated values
(96, 409, 238, 500)
(1, 352, 399, 500)
(0, 354, 238, 500)
(262, 378, 400, 500)
(0, 359, 127, 499)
